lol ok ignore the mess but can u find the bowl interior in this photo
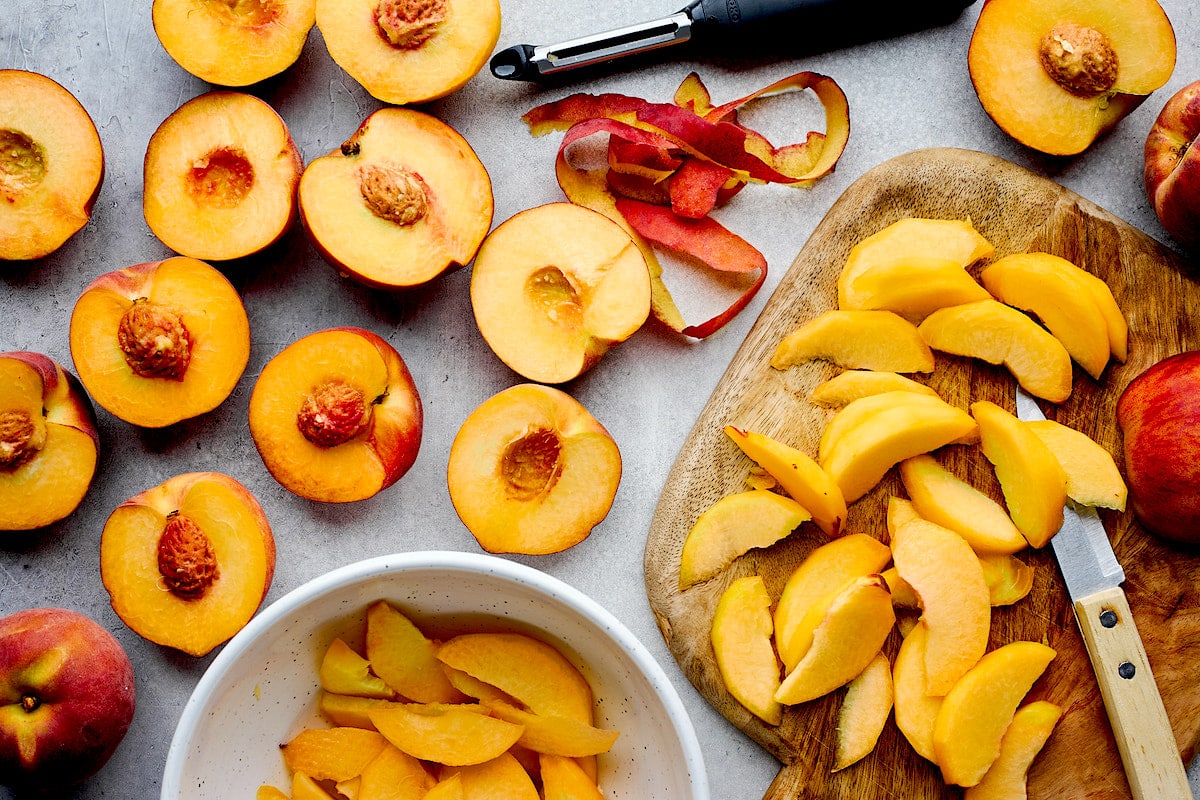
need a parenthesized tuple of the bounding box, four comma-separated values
(162, 552, 708, 799)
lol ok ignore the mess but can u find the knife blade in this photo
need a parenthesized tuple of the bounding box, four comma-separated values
(1014, 388, 1192, 800)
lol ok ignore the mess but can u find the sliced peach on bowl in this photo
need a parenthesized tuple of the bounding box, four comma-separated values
(1025, 418, 1127, 510)
(99, 471, 275, 656)
(320, 693, 409, 730)
(299, 107, 492, 290)
(710, 575, 783, 726)
(69, 256, 251, 428)
(967, 0, 1176, 156)
(899, 454, 1028, 555)
(841, 255, 991, 321)
(540, 754, 603, 800)
(424, 773, 464, 800)
(808, 369, 939, 408)
(965, 700, 1062, 800)
(833, 650, 894, 771)
(143, 91, 302, 261)
(440, 752, 537, 800)
(446, 383, 620, 555)
(771, 310, 935, 374)
(282, 726, 387, 782)
(320, 638, 397, 700)
(365, 600, 463, 704)
(483, 700, 620, 757)
(470, 202, 650, 385)
(0, 70, 104, 261)
(0, 352, 98, 531)
(368, 703, 523, 767)
(315, 0, 500, 106)
(293, 773, 338, 800)
(358, 743, 435, 800)
(248, 327, 423, 503)
(893, 623, 944, 763)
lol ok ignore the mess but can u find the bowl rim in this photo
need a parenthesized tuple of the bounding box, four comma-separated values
(160, 550, 710, 799)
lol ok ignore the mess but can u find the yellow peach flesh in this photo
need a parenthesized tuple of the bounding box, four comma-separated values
(483, 700, 620, 757)
(365, 601, 463, 704)
(833, 651, 894, 771)
(440, 752, 538, 800)
(841, 256, 991, 320)
(358, 743, 435, 800)
(282, 727, 387, 782)
(710, 575, 783, 726)
(1025, 418, 1127, 510)
(899, 454, 1028, 555)
(368, 704, 523, 766)
(679, 490, 811, 589)
(892, 624, 944, 763)
(964, 700, 1062, 800)
(771, 310, 935, 374)
(808, 370, 939, 408)
(540, 754, 603, 800)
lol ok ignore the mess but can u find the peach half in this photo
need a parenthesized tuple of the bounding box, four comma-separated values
(471, 202, 651, 385)
(248, 327, 423, 504)
(0, 352, 99, 531)
(153, 0, 317, 86)
(315, 0, 501, 105)
(143, 91, 302, 261)
(0, 70, 103, 261)
(69, 256, 251, 428)
(99, 471, 276, 657)
(446, 383, 621, 555)
(299, 107, 493, 290)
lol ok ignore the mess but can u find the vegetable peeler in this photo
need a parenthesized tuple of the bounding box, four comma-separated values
(490, 0, 980, 82)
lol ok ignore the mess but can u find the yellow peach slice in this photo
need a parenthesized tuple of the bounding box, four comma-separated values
(281, 727, 387, 782)
(724, 426, 846, 536)
(257, 785, 290, 800)
(320, 693, 410, 730)
(833, 650, 894, 771)
(841, 255, 992, 320)
(971, 401, 1068, 548)
(885, 495, 922, 538)
(1025, 418, 1127, 510)
(964, 700, 1063, 800)
(540, 754, 604, 800)
(423, 774, 464, 800)
(773, 534, 893, 671)
(368, 704, 522, 767)
(439, 665, 515, 705)
(818, 391, 961, 463)
(981, 253, 1111, 379)
(366, 601, 464, 704)
(358, 743, 435, 800)
(321, 638, 396, 700)
(773, 575, 896, 705)
(293, 773, 338, 800)
(898, 454, 1028, 555)
(880, 567, 920, 609)
(892, 623, 944, 763)
(917, 300, 1074, 403)
(979, 554, 1036, 606)
(891, 519, 990, 696)
(808, 370, 939, 408)
(1065, 261, 1128, 362)
(483, 700, 620, 757)
(440, 752, 538, 800)
(679, 490, 811, 589)
(933, 641, 1057, 787)
(771, 310, 935, 374)
(710, 575, 783, 726)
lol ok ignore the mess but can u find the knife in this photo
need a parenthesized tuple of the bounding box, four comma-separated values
(489, 0, 978, 82)
(1014, 388, 1192, 800)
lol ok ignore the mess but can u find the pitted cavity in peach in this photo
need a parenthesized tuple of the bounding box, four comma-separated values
(1039, 24, 1117, 96)
(374, 0, 448, 48)
(205, 0, 281, 26)
(157, 512, 219, 598)
(188, 147, 255, 208)
(359, 163, 428, 225)
(0, 410, 39, 467)
(297, 380, 371, 447)
(0, 130, 45, 197)
(528, 267, 583, 329)
(117, 298, 192, 380)
(503, 428, 562, 501)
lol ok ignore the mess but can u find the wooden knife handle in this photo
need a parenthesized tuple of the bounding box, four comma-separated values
(1074, 586, 1193, 800)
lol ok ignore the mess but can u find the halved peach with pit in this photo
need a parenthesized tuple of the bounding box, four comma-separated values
(68, 256, 251, 428)
(0, 352, 99, 531)
(99, 471, 276, 656)
(153, 0, 317, 86)
(0, 70, 104, 261)
(299, 107, 493, 290)
(248, 327, 423, 503)
(143, 91, 302, 261)
(315, 0, 501, 105)
(446, 383, 621, 555)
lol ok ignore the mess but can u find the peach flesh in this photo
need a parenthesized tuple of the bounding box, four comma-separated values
(188, 147, 255, 208)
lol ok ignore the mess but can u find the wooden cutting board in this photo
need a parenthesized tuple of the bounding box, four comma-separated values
(644, 147, 1200, 799)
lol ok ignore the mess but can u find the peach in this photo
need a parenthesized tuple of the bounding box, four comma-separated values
(315, 0, 501, 105)
(299, 107, 492, 290)
(69, 256, 250, 428)
(143, 91, 302, 261)
(770, 310, 935, 374)
(470, 202, 650, 384)
(898, 454, 1028, 555)
(885, 495, 922, 538)
(678, 489, 811, 589)
(0, 70, 103, 262)
(281, 727, 387, 782)
(818, 390, 962, 463)
(0, 352, 99, 531)
(446, 383, 620, 555)
(153, 0, 316, 86)
(968, 0, 1176, 156)
(710, 575, 783, 726)
(293, 773, 338, 800)
(979, 554, 1036, 606)
(540, 753, 603, 800)
(99, 471, 276, 656)
(248, 327, 423, 503)
(833, 650, 894, 772)
(257, 785, 290, 800)
(358, 743, 435, 800)
(808, 369, 939, 408)
(483, 700, 620, 757)
(365, 601, 463, 704)
(320, 693, 408, 730)
(439, 752, 537, 800)
(892, 623, 944, 763)
(320, 638, 396, 700)
(841, 255, 991, 321)
(1145, 80, 1200, 251)
(424, 773, 464, 800)
(964, 700, 1062, 800)
(368, 704, 523, 767)
(1025, 418, 1127, 510)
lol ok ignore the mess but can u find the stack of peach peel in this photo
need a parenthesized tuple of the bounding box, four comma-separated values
(259, 600, 619, 800)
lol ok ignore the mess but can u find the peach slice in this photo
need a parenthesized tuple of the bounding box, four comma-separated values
(979, 554, 1036, 606)
(368, 704, 523, 767)
(439, 666, 515, 705)
(771, 310, 935, 374)
(446, 383, 621, 555)
(99, 471, 275, 656)
(773, 533, 892, 671)
(980, 253, 1111, 379)
(483, 700, 620, 757)
(880, 567, 920, 609)
(710, 575, 783, 726)
(964, 700, 1063, 800)
(424, 774, 464, 800)
(808, 370, 939, 408)
(315, 0, 501, 106)
(248, 327, 423, 504)
(257, 785, 290, 800)
(967, 0, 1176, 156)
(0, 352, 99, 531)
(1025, 418, 1127, 510)
(299, 107, 493, 290)
(678, 489, 811, 589)
(69, 256, 251, 428)
(320, 693, 409, 730)
(971, 401, 1068, 548)
(470, 202, 650, 385)
(818, 390, 963, 463)
(891, 519, 990, 696)
(282, 727, 387, 782)
(918, 299, 1074, 403)
(933, 641, 1057, 787)
(892, 623, 944, 763)
(143, 91, 302, 261)
(885, 495, 922, 537)
(833, 651, 894, 771)
(321, 638, 396, 700)
(358, 743, 434, 800)
(1067, 261, 1129, 362)
(724, 426, 847, 537)
(366, 601, 463, 704)
(898, 454, 1028, 555)
(152, 0, 317, 86)
(440, 752, 538, 800)
(293, 773, 338, 800)
(0, 70, 104, 261)
(540, 754, 603, 800)
(840, 256, 992, 321)
(773, 575, 896, 706)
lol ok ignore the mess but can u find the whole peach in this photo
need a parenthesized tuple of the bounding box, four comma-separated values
(1144, 80, 1200, 250)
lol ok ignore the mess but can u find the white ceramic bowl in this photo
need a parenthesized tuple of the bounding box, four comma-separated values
(161, 551, 709, 799)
